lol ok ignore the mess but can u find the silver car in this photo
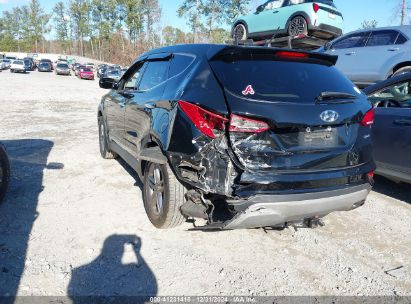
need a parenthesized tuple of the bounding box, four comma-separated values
(321, 26, 411, 88)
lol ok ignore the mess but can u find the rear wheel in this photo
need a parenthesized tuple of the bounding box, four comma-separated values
(288, 16, 308, 37)
(233, 23, 247, 41)
(0, 144, 10, 204)
(393, 66, 411, 77)
(143, 161, 186, 229)
(98, 116, 117, 159)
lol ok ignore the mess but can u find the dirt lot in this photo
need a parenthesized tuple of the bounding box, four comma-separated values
(0, 69, 410, 298)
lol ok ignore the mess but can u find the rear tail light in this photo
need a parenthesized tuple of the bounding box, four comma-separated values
(276, 51, 309, 59)
(178, 100, 228, 139)
(229, 114, 270, 133)
(361, 109, 375, 126)
(313, 3, 320, 12)
(368, 171, 375, 179)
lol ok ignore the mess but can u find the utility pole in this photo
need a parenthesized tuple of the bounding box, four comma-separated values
(401, 0, 406, 25)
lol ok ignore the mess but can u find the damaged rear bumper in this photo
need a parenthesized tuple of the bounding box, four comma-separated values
(222, 184, 371, 230)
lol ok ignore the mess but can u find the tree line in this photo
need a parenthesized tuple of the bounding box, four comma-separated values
(0, 0, 250, 64)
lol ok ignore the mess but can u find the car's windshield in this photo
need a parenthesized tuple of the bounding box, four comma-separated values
(57, 64, 69, 68)
(107, 70, 120, 76)
(40, 63, 49, 67)
(210, 58, 360, 103)
(14, 61, 23, 65)
(82, 68, 92, 72)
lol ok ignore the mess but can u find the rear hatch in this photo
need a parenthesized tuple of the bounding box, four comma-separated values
(209, 47, 373, 175)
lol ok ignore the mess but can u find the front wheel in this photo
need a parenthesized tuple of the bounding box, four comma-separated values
(288, 16, 308, 37)
(143, 161, 186, 229)
(233, 23, 247, 42)
(98, 116, 117, 159)
(0, 144, 10, 204)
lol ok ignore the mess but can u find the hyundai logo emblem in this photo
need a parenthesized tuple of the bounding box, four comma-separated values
(320, 110, 339, 123)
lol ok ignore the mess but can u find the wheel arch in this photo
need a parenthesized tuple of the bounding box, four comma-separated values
(231, 20, 249, 37)
(285, 11, 312, 32)
(389, 61, 411, 78)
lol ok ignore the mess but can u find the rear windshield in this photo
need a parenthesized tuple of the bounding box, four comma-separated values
(304, 0, 336, 7)
(82, 68, 92, 72)
(107, 70, 120, 75)
(57, 64, 69, 68)
(210, 59, 360, 103)
(14, 61, 23, 65)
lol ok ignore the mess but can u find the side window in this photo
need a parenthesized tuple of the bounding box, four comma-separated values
(366, 30, 399, 47)
(369, 81, 411, 108)
(169, 54, 195, 78)
(265, 0, 284, 10)
(332, 32, 369, 50)
(123, 63, 145, 91)
(138, 60, 170, 91)
(395, 33, 408, 45)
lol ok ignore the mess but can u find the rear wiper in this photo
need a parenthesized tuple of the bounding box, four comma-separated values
(316, 92, 357, 103)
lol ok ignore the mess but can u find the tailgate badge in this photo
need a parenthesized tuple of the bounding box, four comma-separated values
(242, 85, 255, 96)
(320, 110, 339, 123)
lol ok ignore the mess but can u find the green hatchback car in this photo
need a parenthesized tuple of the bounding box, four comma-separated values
(232, 0, 344, 41)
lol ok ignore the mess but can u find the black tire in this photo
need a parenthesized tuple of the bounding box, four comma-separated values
(288, 16, 308, 37)
(10, 69, 13, 73)
(0, 144, 10, 204)
(393, 66, 411, 77)
(143, 161, 186, 229)
(233, 23, 248, 41)
(98, 116, 117, 159)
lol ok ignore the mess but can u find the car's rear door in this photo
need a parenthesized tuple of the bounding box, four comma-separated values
(124, 54, 171, 158)
(326, 31, 370, 80)
(367, 78, 411, 182)
(354, 30, 407, 83)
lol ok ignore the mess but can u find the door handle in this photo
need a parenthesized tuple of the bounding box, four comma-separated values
(388, 48, 400, 52)
(394, 119, 411, 126)
(345, 51, 356, 55)
(144, 102, 156, 109)
(273, 10, 279, 13)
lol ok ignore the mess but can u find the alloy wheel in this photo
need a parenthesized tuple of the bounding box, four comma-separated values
(147, 164, 165, 215)
(289, 16, 307, 37)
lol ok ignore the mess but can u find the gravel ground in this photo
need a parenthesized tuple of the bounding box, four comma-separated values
(0, 69, 410, 298)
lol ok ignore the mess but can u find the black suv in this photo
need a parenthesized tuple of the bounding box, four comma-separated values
(98, 44, 375, 230)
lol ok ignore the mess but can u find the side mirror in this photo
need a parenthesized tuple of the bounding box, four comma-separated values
(256, 5, 264, 13)
(99, 78, 115, 89)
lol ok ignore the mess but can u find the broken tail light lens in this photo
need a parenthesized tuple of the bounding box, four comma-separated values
(178, 100, 228, 139)
(313, 3, 320, 13)
(229, 114, 270, 133)
(361, 109, 375, 126)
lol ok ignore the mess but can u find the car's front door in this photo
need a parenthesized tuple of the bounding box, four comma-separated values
(352, 30, 406, 84)
(105, 89, 127, 148)
(249, 0, 286, 35)
(368, 78, 411, 182)
(124, 56, 171, 158)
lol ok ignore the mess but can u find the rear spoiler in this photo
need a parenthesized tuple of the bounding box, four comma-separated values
(209, 46, 338, 67)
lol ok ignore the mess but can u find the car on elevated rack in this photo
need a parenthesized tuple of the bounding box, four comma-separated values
(232, 0, 343, 42)
(97, 44, 375, 230)
(320, 26, 411, 88)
